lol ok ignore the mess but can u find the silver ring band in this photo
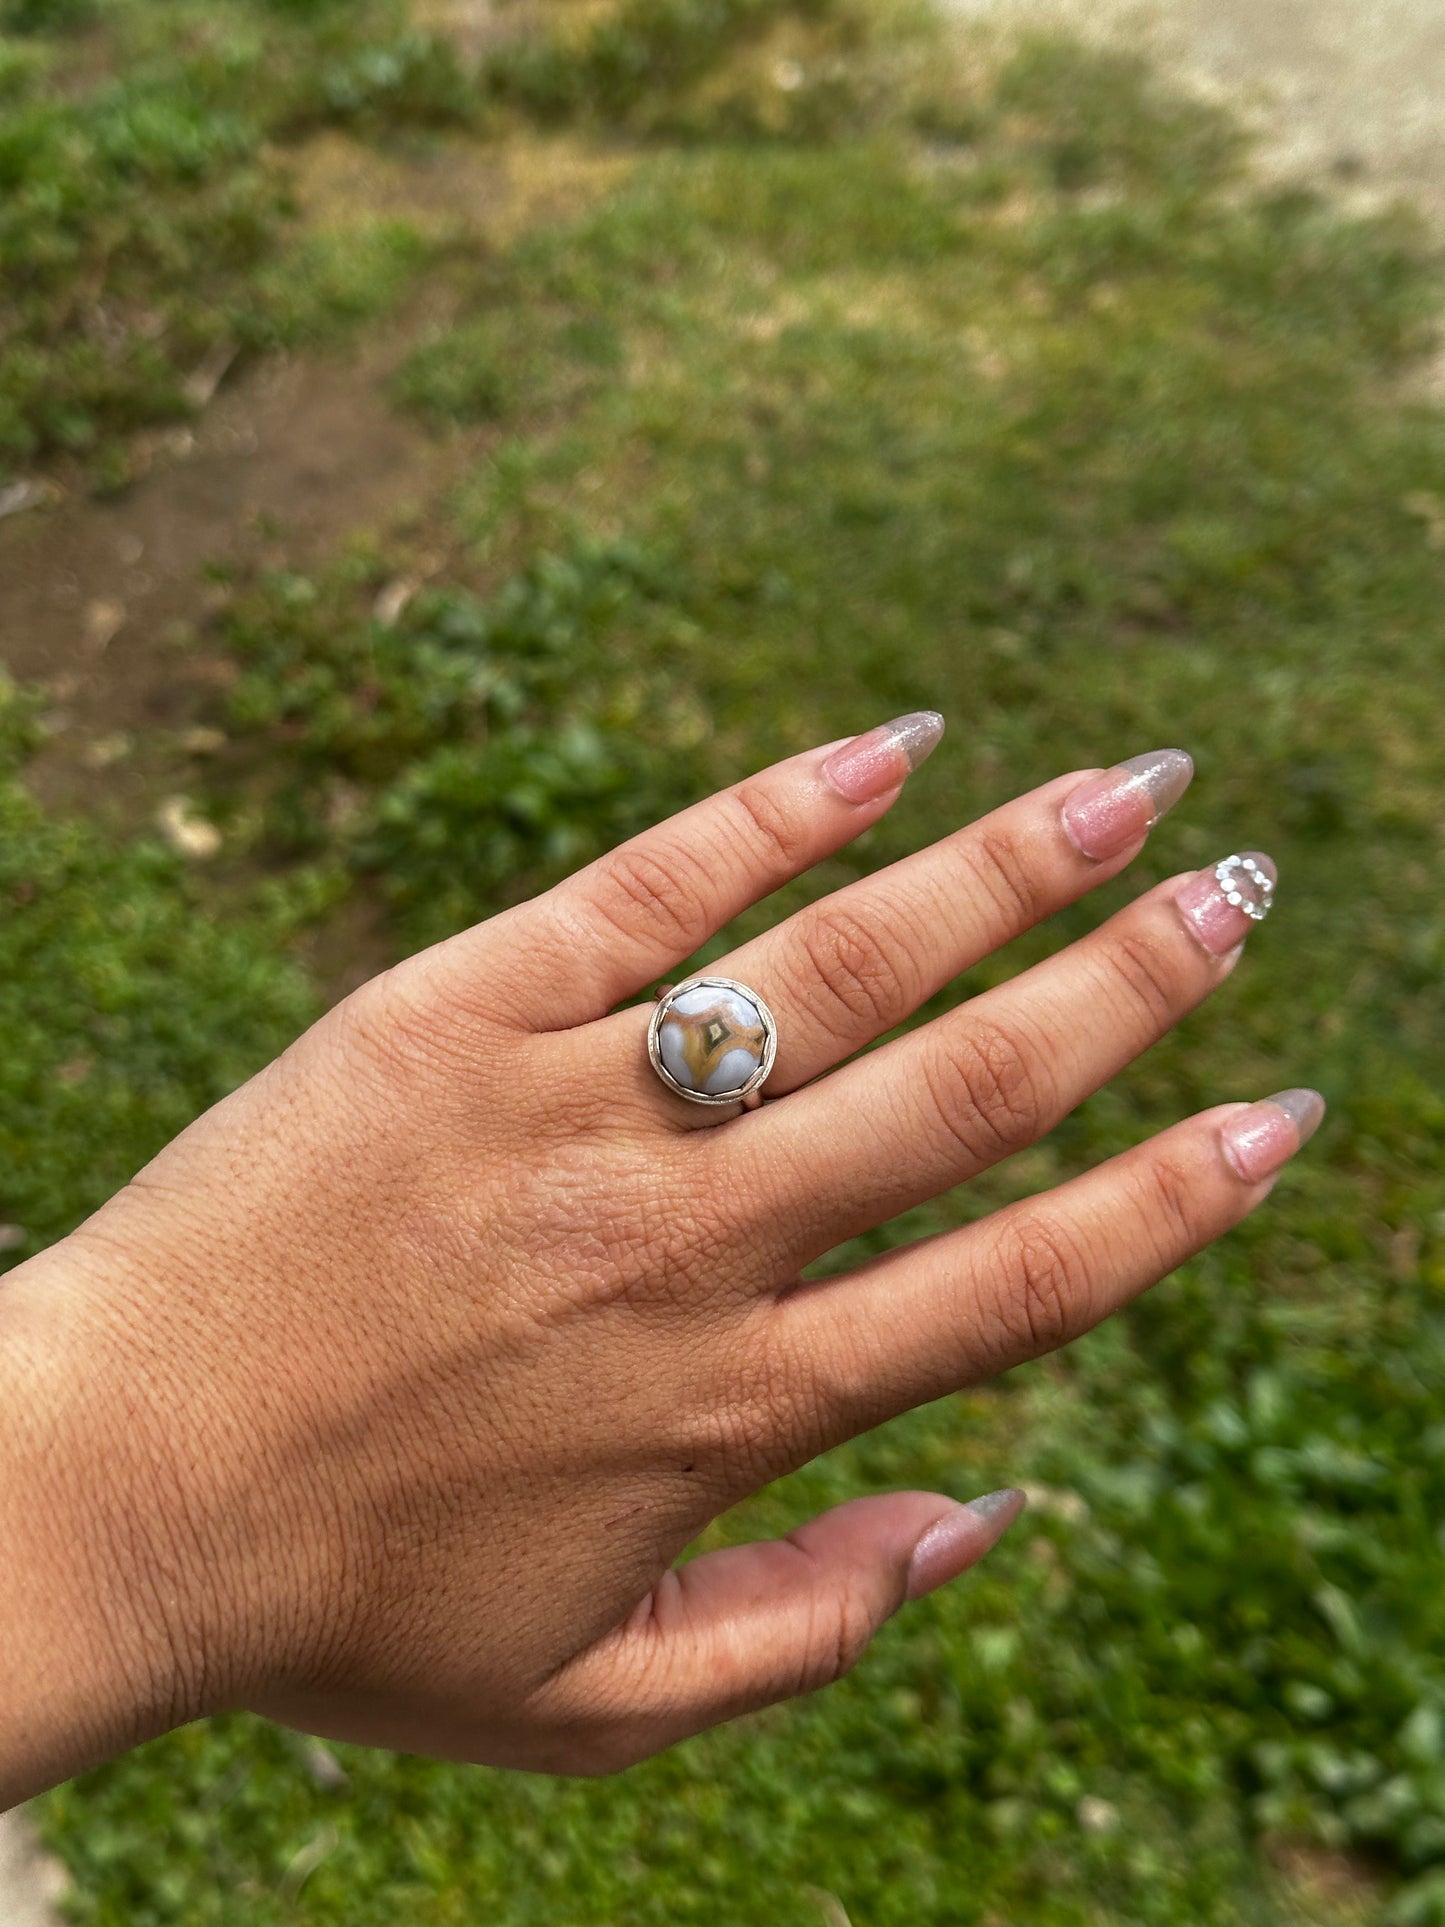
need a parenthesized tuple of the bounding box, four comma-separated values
(648, 976, 778, 1108)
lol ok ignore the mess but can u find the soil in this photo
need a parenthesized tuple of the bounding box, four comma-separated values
(0, 129, 627, 829)
(0, 1811, 66, 1927)
(1, 3, 1442, 1919)
(947, 0, 1445, 226)
(0, 345, 442, 819)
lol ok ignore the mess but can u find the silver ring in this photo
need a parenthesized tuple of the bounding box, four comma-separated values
(648, 976, 778, 1108)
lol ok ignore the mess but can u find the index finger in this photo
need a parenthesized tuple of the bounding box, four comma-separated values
(469, 714, 946, 1031)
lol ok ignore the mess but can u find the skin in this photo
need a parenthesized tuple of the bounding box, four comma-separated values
(0, 733, 1313, 1808)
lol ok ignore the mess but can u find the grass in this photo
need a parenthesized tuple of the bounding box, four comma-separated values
(0, 0, 471, 489)
(0, 675, 315, 1272)
(4, 0, 1445, 1920)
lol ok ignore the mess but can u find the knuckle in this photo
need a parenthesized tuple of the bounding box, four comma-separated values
(726, 777, 813, 878)
(789, 1328, 887, 1450)
(991, 1211, 1091, 1356)
(1102, 927, 1190, 1029)
(496, 1133, 734, 1320)
(794, 901, 918, 1034)
(923, 1016, 1052, 1166)
(588, 1183, 738, 1317)
(664, 1398, 772, 1496)
(1134, 1147, 1203, 1263)
(965, 817, 1043, 930)
(586, 839, 715, 957)
(792, 1573, 877, 1695)
(714, 1378, 792, 1480)
(687, 1324, 810, 1489)
(329, 961, 487, 1084)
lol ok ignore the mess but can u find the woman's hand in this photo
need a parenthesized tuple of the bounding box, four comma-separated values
(0, 717, 1320, 1801)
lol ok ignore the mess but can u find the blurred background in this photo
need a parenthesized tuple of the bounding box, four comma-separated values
(1, 0, 1443, 1920)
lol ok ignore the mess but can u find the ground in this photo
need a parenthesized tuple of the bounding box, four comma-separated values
(0, 0, 1443, 1922)
(951, 0, 1445, 225)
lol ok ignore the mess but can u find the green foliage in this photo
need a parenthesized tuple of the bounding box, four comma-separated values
(16, 8, 1445, 1926)
(240, 220, 433, 350)
(986, 33, 1244, 191)
(0, 0, 466, 483)
(0, 682, 314, 1268)
(286, 26, 479, 132)
(0, 0, 95, 33)
(485, 0, 861, 134)
(222, 541, 702, 947)
(395, 303, 624, 424)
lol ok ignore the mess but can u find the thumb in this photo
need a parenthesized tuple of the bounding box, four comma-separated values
(529, 1488, 1026, 1774)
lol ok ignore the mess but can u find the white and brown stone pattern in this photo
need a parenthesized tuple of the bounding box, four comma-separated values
(656, 983, 769, 1098)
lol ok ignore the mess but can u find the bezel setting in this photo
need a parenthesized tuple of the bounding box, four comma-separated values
(647, 975, 778, 1107)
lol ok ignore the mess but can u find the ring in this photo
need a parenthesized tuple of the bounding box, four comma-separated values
(648, 977, 778, 1109)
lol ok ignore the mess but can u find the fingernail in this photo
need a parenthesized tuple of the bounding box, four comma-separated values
(905, 1488, 1027, 1601)
(823, 711, 945, 804)
(1173, 851, 1277, 956)
(1061, 748, 1193, 860)
(1221, 1088, 1326, 1182)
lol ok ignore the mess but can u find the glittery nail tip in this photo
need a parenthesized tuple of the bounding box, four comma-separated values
(1062, 747, 1193, 860)
(822, 711, 945, 804)
(1117, 747, 1194, 816)
(1264, 1088, 1327, 1144)
(966, 1487, 1029, 1525)
(1220, 1089, 1325, 1183)
(905, 1489, 1027, 1601)
(892, 710, 947, 772)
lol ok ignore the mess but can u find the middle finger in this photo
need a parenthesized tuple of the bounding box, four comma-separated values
(711, 749, 1194, 1095)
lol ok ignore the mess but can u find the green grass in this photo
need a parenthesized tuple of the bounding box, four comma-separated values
(0, 676, 315, 1268)
(6, 2, 1445, 1922)
(0, 0, 471, 487)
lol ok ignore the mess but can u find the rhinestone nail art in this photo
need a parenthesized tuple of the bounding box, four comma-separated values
(1214, 853, 1274, 922)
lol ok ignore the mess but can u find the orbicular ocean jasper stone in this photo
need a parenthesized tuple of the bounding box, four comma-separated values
(656, 982, 769, 1098)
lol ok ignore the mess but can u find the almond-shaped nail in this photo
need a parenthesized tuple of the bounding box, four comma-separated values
(1061, 748, 1193, 860)
(1174, 850, 1277, 956)
(905, 1488, 1027, 1601)
(822, 711, 945, 804)
(1221, 1088, 1326, 1182)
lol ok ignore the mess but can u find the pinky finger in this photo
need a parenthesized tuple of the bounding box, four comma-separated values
(784, 1090, 1326, 1444)
(525, 1488, 1025, 1774)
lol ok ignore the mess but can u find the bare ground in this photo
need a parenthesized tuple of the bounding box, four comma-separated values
(0, 130, 628, 831)
(0, 1812, 65, 1927)
(947, 0, 1445, 226)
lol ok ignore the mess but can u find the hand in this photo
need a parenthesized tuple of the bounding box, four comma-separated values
(0, 718, 1320, 1799)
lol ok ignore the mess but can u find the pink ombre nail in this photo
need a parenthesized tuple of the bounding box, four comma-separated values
(1174, 851, 1277, 956)
(822, 711, 945, 804)
(905, 1488, 1027, 1601)
(1061, 748, 1193, 860)
(1221, 1088, 1326, 1182)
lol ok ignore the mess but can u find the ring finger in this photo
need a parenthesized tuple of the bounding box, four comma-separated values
(740, 850, 1277, 1260)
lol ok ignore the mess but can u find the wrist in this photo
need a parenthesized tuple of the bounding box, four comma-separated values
(0, 1243, 203, 1804)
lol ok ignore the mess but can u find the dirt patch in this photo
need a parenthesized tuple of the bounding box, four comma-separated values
(0, 123, 633, 830)
(413, 0, 513, 63)
(1265, 1836, 1383, 1923)
(0, 344, 443, 822)
(0, 1810, 66, 1927)
(946, 0, 1445, 226)
(290, 130, 506, 232)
